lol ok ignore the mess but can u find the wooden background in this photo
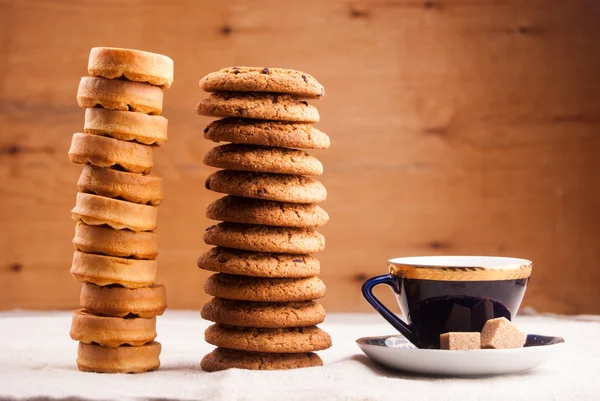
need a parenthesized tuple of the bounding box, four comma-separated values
(1, 0, 599, 314)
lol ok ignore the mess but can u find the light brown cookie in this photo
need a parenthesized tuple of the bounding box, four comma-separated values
(196, 92, 319, 123)
(201, 298, 326, 328)
(77, 341, 161, 373)
(70, 309, 156, 348)
(71, 192, 158, 232)
(198, 247, 319, 278)
(68, 132, 154, 175)
(203, 144, 323, 176)
(70, 251, 157, 289)
(78, 165, 163, 206)
(206, 196, 328, 228)
(84, 108, 168, 146)
(205, 170, 327, 204)
(204, 223, 325, 254)
(199, 66, 324, 98)
(204, 274, 326, 302)
(201, 347, 322, 371)
(77, 76, 163, 115)
(73, 222, 158, 260)
(88, 47, 174, 89)
(80, 282, 167, 318)
(205, 324, 331, 353)
(204, 118, 330, 150)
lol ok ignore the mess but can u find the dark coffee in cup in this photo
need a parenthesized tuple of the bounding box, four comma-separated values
(362, 256, 531, 349)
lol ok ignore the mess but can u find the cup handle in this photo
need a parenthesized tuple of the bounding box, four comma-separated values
(361, 274, 417, 345)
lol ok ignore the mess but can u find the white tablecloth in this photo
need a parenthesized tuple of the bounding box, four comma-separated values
(0, 311, 598, 401)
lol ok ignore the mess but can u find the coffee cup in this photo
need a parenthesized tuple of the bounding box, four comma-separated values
(361, 256, 532, 349)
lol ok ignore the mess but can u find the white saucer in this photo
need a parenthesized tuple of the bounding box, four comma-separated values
(356, 334, 564, 376)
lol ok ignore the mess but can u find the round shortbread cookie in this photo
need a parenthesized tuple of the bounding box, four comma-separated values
(88, 47, 174, 89)
(70, 309, 156, 348)
(206, 196, 328, 228)
(205, 170, 327, 204)
(199, 67, 324, 98)
(68, 132, 154, 175)
(77, 76, 163, 115)
(204, 223, 325, 254)
(80, 282, 167, 318)
(204, 118, 330, 150)
(201, 298, 326, 328)
(203, 144, 323, 176)
(70, 251, 156, 289)
(71, 192, 158, 232)
(84, 108, 168, 146)
(201, 347, 322, 371)
(205, 324, 331, 353)
(77, 341, 161, 373)
(78, 165, 163, 206)
(73, 222, 158, 260)
(197, 247, 319, 278)
(196, 92, 319, 123)
(204, 274, 326, 302)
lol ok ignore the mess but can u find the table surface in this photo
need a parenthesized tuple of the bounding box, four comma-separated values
(0, 311, 598, 401)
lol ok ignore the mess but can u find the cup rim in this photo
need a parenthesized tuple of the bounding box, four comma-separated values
(388, 255, 532, 281)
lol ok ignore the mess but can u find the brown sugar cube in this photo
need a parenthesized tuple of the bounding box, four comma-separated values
(440, 332, 481, 350)
(481, 317, 526, 349)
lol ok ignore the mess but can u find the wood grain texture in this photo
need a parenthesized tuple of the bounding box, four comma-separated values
(1, 0, 599, 314)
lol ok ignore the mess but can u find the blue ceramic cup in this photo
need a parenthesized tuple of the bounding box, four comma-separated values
(362, 256, 532, 349)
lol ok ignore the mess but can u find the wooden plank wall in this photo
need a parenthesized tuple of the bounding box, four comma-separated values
(0, 0, 599, 314)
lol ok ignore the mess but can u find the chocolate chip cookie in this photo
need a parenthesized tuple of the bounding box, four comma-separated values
(199, 67, 324, 98)
(204, 118, 330, 150)
(196, 92, 319, 123)
(204, 223, 325, 254)
(197, 247, 319, 278)
(203, 144, 323, 176)
(201, 347, 322, 371)
(205, 170, 327, 203)
(201, 298, 326, 328)
(206, 196, 328, 228)
(205, 324, 331, 353)
(204, 273, 326, 302)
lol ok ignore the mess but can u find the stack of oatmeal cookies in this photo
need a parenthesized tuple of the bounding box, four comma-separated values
(67, 47, 172, 373)
(196, 67, 332, 371)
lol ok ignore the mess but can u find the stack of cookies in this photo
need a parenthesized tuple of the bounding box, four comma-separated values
(67, 47, 173, 373)
(196, 67, 332, 371)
